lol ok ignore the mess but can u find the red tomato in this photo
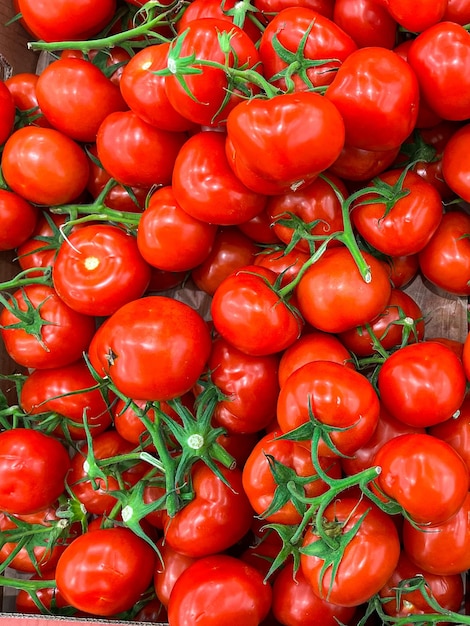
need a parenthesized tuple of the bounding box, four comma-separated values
(88, 296, 212, 401)
(0, 79, 16, 143)
(254, 0, 335, 20)
(96, 110, 186, 187)
(1, 126, 89, 206)
(19, 359, 113, 441)
(17, 0, 116, 42)
(153, 537, 197, 608)
(333, 0, 397, 49)
(444, 0, 470, 24)
(382, 253, 420, 289)
(15, 571, 68, 613)
(0, 428, 70, 515)
(277, 360, 380, 457)
(258, 8, 357, 91)
(53, 224, 151, 317)
(168, 554, 272, 626)
(35, 57, 127, 142)
(380, 0, 447, 32)
(373, 433, 469, 525)
(377, 341, 467, 428)
(442, 123, 470, 202)
(211, 265, 304, 356)
(430, 394, 470, 474)
(226, 91, 345, 195)
(163, 463, 254, 558)
(295, 247, 392, 334)
(327, 143, 400, 182)
(242, 429, 342, 524)
(172, 131, 267, 225)
(301, 496, 401, 607)
(16, 212, 68, 276)
(254, 245, 310, 287)
(5, 72, 50, 128)
(61, 47, 131, 87)
(55, 527, 156, 616)
(0, 189, 38, 251)
(0, 284, 96, 370)
(238, 209, 282, 244)
(325, 47, 419, 151)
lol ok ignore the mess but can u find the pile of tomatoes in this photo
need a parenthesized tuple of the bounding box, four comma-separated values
(0, 0, 470, 624)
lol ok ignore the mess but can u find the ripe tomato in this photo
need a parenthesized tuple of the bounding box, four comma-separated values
(277, 360, 380, 457)
(0, 284, 96, 370)
(55, 527, 156, 616)
(301, 496, 401, 607)
(295, 247, 392, 334)
(325, 47, 419, 151)
(16, 212, 67, 276)
(254, 245, 310, 287)
(254, 0, 335, 20)
(15, 571, 68, 614)
(226, 91, 345, 195)
(333, 0, 397, 49)
(430, 394, 470, 473)
(163, 463, 253, 558)
(0, 428, 70, 515)
(0, 79, 15, 144)
(377, 341, 467, 428)
(52, 224, 152, 317)
(167, 554, 272, 626)
(1, 126, 89, 206)
(153, 537, 197, 608)
(0, 189, 38, 251)
(4, 72, 50, 128)
(373, 433, 469, 525)
(88, 296, 212, 401)
(442, 122, 470, 202)
(380, 0, 447, 32)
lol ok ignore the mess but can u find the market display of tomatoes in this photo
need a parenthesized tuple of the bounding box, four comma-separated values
(1, 1, 470, 625)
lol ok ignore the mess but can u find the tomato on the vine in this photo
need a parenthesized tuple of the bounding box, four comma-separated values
(0, 79, 15, 144)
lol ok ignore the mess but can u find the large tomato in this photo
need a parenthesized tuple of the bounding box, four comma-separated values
(88, 295, 212, 401)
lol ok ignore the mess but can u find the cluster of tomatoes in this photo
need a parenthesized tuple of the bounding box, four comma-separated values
(0, 0, 470, 624)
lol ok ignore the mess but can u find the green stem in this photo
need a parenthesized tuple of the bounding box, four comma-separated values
(0, 267, 52, 291)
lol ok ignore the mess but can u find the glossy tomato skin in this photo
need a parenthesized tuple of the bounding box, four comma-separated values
(53, 224, 152, 317)
(0, 428, 70, 515)
(254, 0, 335, 20)
(226, 91, 345, 194)
(333, 0, 397, 49)
(55, 527, 156, 617)
(295, 247, 392, 334)
(172, 130, 267, 226)
(0, 79, 15, 144)
(211, 265, 304, 356)
(0, 285, 96, 370)
(35, 58, 128, 142)
(373, 433, 469, 525)
(153, 537, 198, 608)
(430, 394, 470, 473)
(168, 554, 272, 626)
(163, 463, 254, 558)
(325, 47, 419, 151)
(15, 571, 68, 613)
(327, 143, 400, 183)
(442, 123, 470, 202)
(4, 72, 50, 128)
(0, 189, 38, 251)
(301, 496, 401, 607)
(377, 341, 467, 428)
(277, 360, 380, 457)
(381, 0, 447, 32)
(1, 127, 89, 206)
(88, 295, 212, 401)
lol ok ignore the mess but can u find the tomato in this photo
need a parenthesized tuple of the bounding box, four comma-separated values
(254, 0, 335, 20)
(163, 462, 254, 558)
(165, 18, 260, 127)
(258, 8, 357, 92)
(430, 394, 470, 474)
(88, 295, 212, 401)
(0, 428, 70, 515)
(207, 337, 280, 434)
(254, 245, 310, 288)
(113, 397, 157, 448)
(0, 189, 38, 251)
(35, 57, 127, 142)
(272, 561, 357, 626)
(153, 537, 197, 608)
(380, 0, 447, 32)
(17, 0, 116, 42)
(377, 341, 467, 428)
(351, 169, 443, 257)
(19, 359, 113, 441)
(325, 47, 419, 151)
(301, 496, 401, 607)
(418, 209, 470, 296)
(191, 227, 259, 296)
(95, 110, 187, 187)
(403, 491, 470, 577)
(407, 22, 470, 122)
(172, 131, 267, 225)
(442, 122, 470, 202)
(15, 571, 68, 614)
(1, 126, 89, 206)
(226, 91, 345, 195)
(61, 47, 131, 87)
(16, 212, 68, 276)
(277, 360, 380, 457)
(382, 253, 420, 289)
(5, 72, 50, 128)
(211, 265, 304, 356)
(53, 224, 151, 317)
(373, 433, 469, 525)
(242, 428, 342, 524)
(167, 554, 272, 626)
(266, 173, 348, 254)
(133, 598, 168, 624)
(238, 209, 282, 244)
(327, 143, 400, 182)
(379, 551, 464, 620)
(278, 330, 354, 388)
(333, 0, 397, 49)
(0, 284, 96, 370)
(295, 247, 392, 334)
(444, 0, 470, 24)
(0, 79, 16, 144)
(338, 288, 425, 357)
(55, 527, 156, 616)
(119, 43, 197, 132)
